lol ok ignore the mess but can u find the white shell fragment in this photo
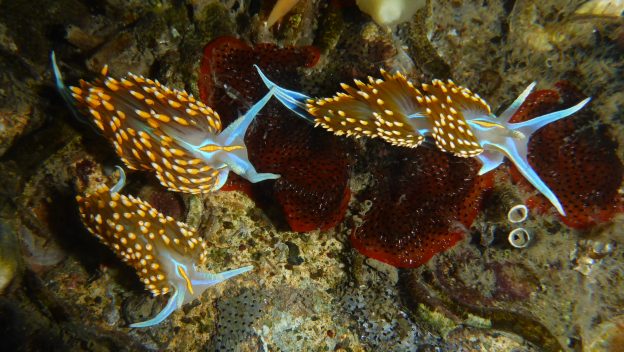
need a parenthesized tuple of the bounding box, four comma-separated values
(507, 204, 529, 223)
(508, 228, 532, 248)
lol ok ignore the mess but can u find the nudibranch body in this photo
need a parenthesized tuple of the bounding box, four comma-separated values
(76, 169, 252, 327)
(256, 66, 591, 216)
(51, 52, 278, 194)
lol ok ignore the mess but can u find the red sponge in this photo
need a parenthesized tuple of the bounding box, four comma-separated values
(350, 147, 494, 268)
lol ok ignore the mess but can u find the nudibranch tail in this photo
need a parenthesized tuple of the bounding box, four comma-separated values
(110, 165, 127, 193)
(51, 51, 90, 124)
(76, 168, 253, 327)
(254, 65, 314, 122)
(51, 51, 71, 104)
(53, 54, 276, 194)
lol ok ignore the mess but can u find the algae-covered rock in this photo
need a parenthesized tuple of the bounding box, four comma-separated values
(0, 0, 622, 351)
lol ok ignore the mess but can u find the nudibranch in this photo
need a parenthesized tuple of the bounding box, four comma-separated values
(255, 66, 591, 216)
(76, 167, 252, 327)
(51, 52, 278, 194)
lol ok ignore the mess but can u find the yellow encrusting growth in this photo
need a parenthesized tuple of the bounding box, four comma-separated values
(356, 0, 426, 26)
(266, 0, 300, 27)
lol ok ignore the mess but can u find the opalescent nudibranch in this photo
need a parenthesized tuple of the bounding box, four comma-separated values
(76, 168, 252, 327)
(255, 66, 591, 216)
(51, 52, 278, 194)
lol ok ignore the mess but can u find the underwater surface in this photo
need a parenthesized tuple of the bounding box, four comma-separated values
(1, 0, 623, 351)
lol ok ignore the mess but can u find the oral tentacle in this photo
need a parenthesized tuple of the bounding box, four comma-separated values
(217, 88, 275, 146)
(511, 97, 591, 137)
(190, 265, 254, 287)
(498, 82, 536, 122)
(498, 139, 566, 215)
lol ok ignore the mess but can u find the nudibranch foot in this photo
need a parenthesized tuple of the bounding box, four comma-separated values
(76, 167, 253, 328)
(476, 150, 505, 175)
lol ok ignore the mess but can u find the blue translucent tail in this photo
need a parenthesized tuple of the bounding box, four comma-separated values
(109, 166, 127, 194)
(51, 51, 80, 117)
(51, 51, 71, 102)
(51, 51, 99, 130)
(254, 65, 315, 123)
